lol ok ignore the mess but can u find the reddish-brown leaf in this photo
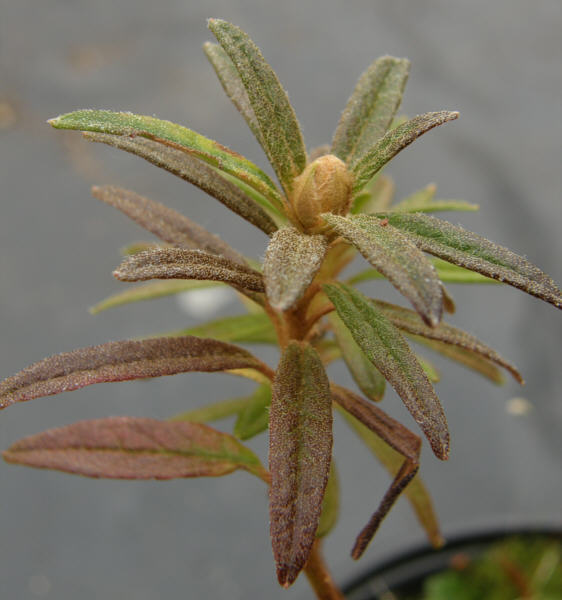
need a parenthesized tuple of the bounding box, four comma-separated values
(0, 336, 265, 409)
(113, 248, 265, 293)
(269, 341, 333, 587)
(3, 417, 268, 481)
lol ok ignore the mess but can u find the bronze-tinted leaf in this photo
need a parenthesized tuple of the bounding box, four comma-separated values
(270, 341, 333, 587)
(49, 109, 283, 208)
(329, 312, 386, 401)
(322, 213, 443, 326)
(379, 212, 562, 309)
(234, 383, 271, 440)
(203, 42, 263, 147)
(264, 227, 328, 311)
(209, 19, 307, 193)
(92, 185, 249, 262)
(332, 56, 410, 164)
(87, 138, 278, 235)
(372, 299, 523, 384)
(323, 283, 449, 459)
(3, 417, 268, 481)
(0, 336, 266, 409)
(351, 111, 459, 194)
(113, 248, 265, 293)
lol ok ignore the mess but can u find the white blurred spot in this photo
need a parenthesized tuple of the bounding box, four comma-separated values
(506, 397, 533, 416)
(176, 286, 234, 319)
(28, 574, 51, 596)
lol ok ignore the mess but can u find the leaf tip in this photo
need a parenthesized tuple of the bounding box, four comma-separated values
(276, 564, 300, 588)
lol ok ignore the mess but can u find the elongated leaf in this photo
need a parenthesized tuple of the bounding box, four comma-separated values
(329, 313, 386, 401)
(375, 212, 562, 309)
(372, 299, 523, 383)
(169, 396, 253, 423)
(322, 213, 443, 326)
(87, 137, 278, 235)
(392, 183, 479, 214)
(351, 111, 459, 194)
(113, 248, 265, 293)
(91, 280, 223, 314)
(173, 312, 277, 345)
(270, 341, 333, 587)
(49, 109, 283, 207)
(203, 42, 263, 146)
(416, 354, 440, 383)
(234, 384, 271, 440)
(0, 336, 266, 409)
(323, 283, 449, 459)
(316, 462, 340, 539)
(338, 406, 443, 549)
(264, 227, 328, 311)
(209, 19, 307, 193)
(92, 185, 249, 263)
(351, 173, 395, 214)
(3, 417, 268, 481)
(332, 56, 410, 164)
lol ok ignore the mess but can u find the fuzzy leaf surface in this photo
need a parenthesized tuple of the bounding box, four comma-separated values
(379, 212, 562, 309)
(3, 417, 268, 481)
(373, 299, 522, 383)
(351, 174, 395, 214)
(351, 111, 459, 194)
(203, 42, 263, 146)
(87, 137, 278, 235)
(49, 110, 283, 207)
(332, 56, 410, 164)
(90, 280, 223, 314)
(92, 185, 249, 262)
(270, 341, 333, 587)
(209, 19, 307, 193)
(113, 248, 265, 293)
(234, 384, 271, 440)
(264, 227, 328, 311)
(316, 462, 340, 539)
(324, 283, 449, 459)
(339, 407, 443, 549)
(0, 336, 265, 409)
(329, 313, 386, 401)
(322, 213, 443, 326)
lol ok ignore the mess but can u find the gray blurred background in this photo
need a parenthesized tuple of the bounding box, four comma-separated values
(1, 1, 561, 598)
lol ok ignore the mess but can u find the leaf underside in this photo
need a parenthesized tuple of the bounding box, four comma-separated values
(209, 19, 307, 194)
(0, 336, 264, 409)
(3, 417, 267, 481)
(378, 212, 562, 309)
(324, 283, 449, 459)
(113, 248, 265, 294)
(269, 341, 333, 587)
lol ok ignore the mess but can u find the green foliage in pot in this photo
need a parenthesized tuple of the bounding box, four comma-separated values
(1, 18, 560, 599)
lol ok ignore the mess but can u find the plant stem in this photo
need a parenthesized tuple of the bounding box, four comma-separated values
(304, 539, 345, 600)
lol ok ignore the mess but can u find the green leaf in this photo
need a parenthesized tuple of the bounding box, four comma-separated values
(332, 56, 410, 165)
(0, 336, 268, 409)
(49, 109, 283, 208)
(203, 42, 263, 147)
(338, 406, 443, 549)
(3, 417, 268, 482)
(234, 384, 271, 440)
(375, 212, 562, 309)
(373, 299, 522, 384)
(92, 185, 249, 263)
(316, 462, 340, 539)
(351, 173, 395, 214)
(416, 354, 441, 383)
(264, 227, 328, 311)
(329, 312, 386, 401)
(113, 248, 265, 293)
(392, 183, 479, 214)
(169, 396, 253, 423)
(90, 280, 223, 314)
(323, 283, 449, 459)
(86, 136, 279, 235)
(351, 111, 459, 194)
(208, 19, 307, 193)
(173, 312, 277, 345)
(269, 341, 333, 587)
(322, 213, 443, 327)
